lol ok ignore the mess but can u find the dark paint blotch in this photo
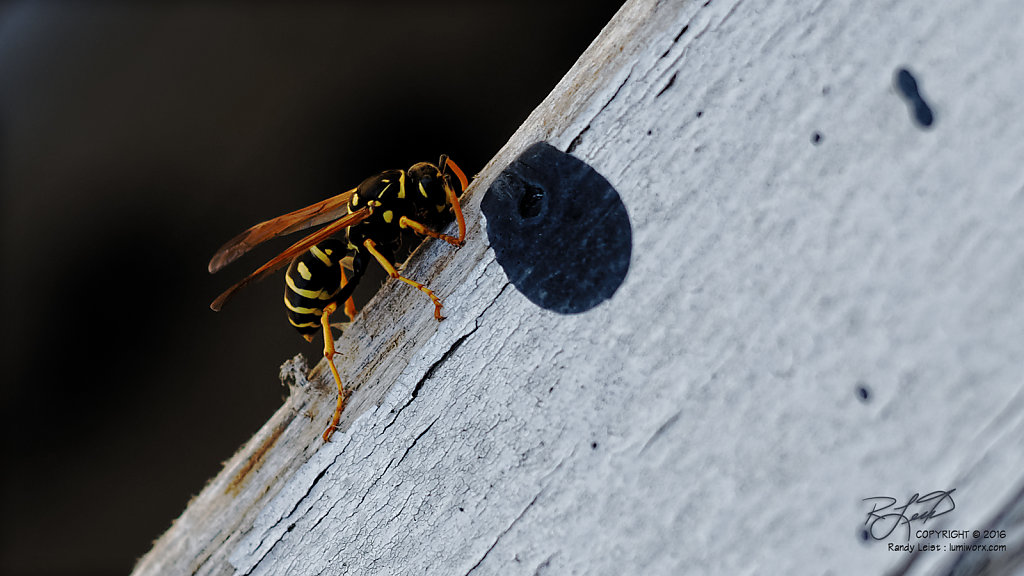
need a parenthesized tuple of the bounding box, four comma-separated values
(482, 142, 632, 314)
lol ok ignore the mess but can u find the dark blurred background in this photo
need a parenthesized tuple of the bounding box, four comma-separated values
(0, 2, 622, 574)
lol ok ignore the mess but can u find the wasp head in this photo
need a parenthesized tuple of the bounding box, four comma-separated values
(408, 162, 450, 206)
(407, 156, 468, 231)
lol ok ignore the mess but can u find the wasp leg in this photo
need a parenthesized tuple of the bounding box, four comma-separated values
(340, 265, 357, 321)
(399, 213, 464, 243)
(363, 238, 446, 321)
(320, 301, 349, 442)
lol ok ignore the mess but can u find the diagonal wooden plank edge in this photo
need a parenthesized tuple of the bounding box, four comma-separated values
(133, 0, 1024, 574)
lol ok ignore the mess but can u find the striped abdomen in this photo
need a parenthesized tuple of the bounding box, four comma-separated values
(284, 238, 350, 339)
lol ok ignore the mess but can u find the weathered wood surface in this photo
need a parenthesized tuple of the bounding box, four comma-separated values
(133, 0, 1024, 574)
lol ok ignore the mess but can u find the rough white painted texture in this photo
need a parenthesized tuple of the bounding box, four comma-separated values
(133, 0, 1024, 575)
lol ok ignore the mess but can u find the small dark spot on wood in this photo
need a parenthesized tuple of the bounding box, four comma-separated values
(822, 85, 831, 96)
(696, 110, 703, 118)
(860, 529, 871, 542)
(647, 129, 652, 136)
(811, 131, 823, 145)
(287, 523, 296, 532)
(856, 383, 871, 402)
(459, 507, 465, 512)
(591, 442, 598, 449)
(893, 67, 935, 129)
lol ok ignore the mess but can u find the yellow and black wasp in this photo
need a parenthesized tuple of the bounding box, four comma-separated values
(208, 155, 469, 441)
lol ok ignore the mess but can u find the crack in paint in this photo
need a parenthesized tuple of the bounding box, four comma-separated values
(464, 491, 542, 576)
(412, 328, 477, 399)
(639, 410, 684, 454)
(381, 280, 512, 436)
(464, 451, 572, 576)
(567, 66, 635, 154)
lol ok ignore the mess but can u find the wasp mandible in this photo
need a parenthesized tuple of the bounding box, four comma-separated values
(209, 155, 469, 441)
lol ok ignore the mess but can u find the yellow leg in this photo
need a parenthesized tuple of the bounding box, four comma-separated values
(339, 265, 357, 321)
(398, 215, 463, 247)
(363, 238, 446, 320)
(320, 301, 348, 442)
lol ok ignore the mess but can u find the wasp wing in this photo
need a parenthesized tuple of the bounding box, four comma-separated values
(208, 188, 358, 274)
(210, 206, 371, 311)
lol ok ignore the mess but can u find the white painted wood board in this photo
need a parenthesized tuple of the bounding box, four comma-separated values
(133, 0, 1024, 574)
